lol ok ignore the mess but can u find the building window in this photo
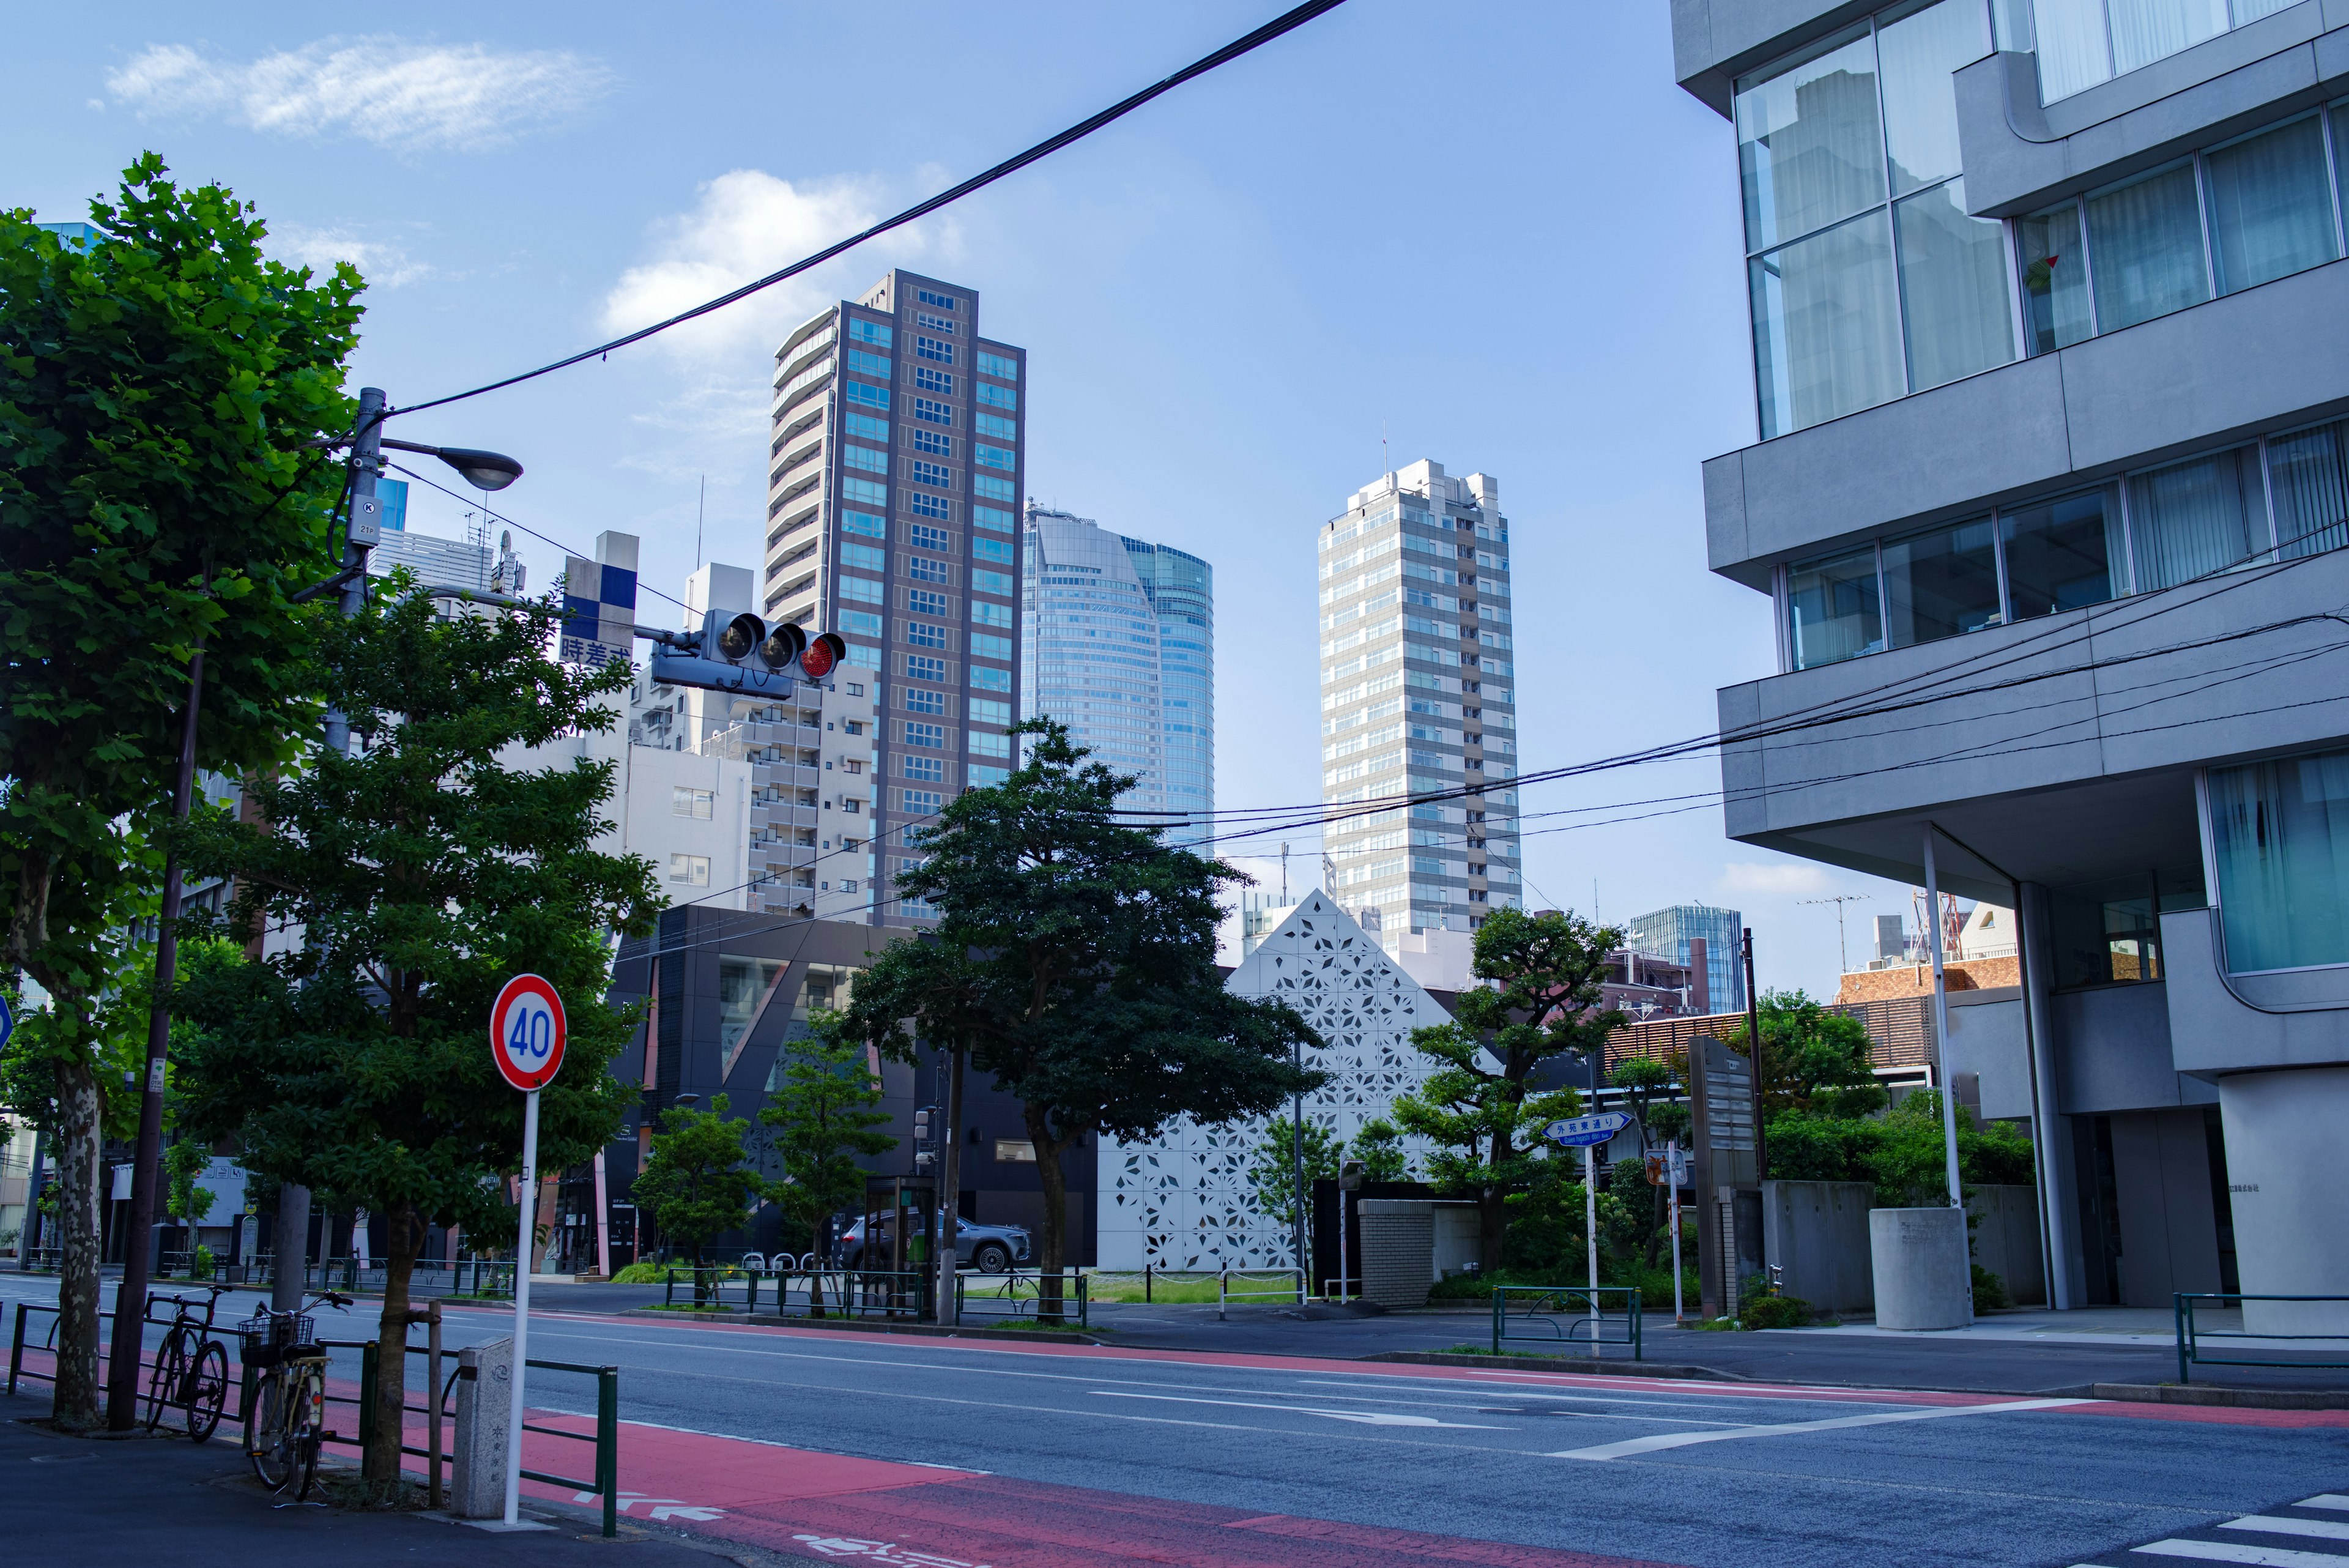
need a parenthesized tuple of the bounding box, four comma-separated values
(906, 490, 950, 519)
(915, 366, 954, 395)
(993, 1139, 1036, 1163)
(2030, 0, 2292, 105)
(970, 632, 1012, 660)
(911, 427, 951, 456)
(842, 795, 865, 814)
(974, 442, 1015, 470)
(905, 721, 946, 749)
(972, 536, 1013, 564)
(1786, 546, 1883, 668)
(848, 319, 893, 347)
(839, 609, 885, 637)
(972, 568, 1014, 595)
(900, 789, 941, 813)
(844, 381, 889, 412)
(672, 786, 714, 819)
(910, 523, 951, 553)
(973, 474, 1015, 502)
(975, 383, 1016, 412)
(908, 587, 950, 616)
(1737, 1, 2013, 440)
(971, 729, 1011, 757)
(844, 411, 889, 442)
(2208, 748, 2349, 973)
(669, 853, 711, 886)
(916, 311, 956, 334)
(841, 541, 886, 571)
(1882, 516, 2000, 647)
(2001, 485, 2124, 617)
(907, 459, 954, 490)
(913, 396, 954, 426)
(2269, 417, 2349, 559)
(970, 665, 1011, 693)
(978, 351, 1019, 381)
(969, 764, 1009, 787)
(972, 504, 1014, 533)
(972, 600, 1012, 628)
(916, 288, 958, 311)
(970, 697, 1012, 725)
(843, 477, 888, 506)
(906, 686, 946, 715)
(974, 412, 1016, 440)
(907, 654, 948, 682)
(841, 510, 886, 540)
(905, 620, 948, 649)
(839, 575, 884, 604)
(905, 755, 946, 783)
(845, 349, 891, 379)
(2128, 447, 2265, 592)
(843, 444, 888, 474)
(905, 555, 950, 585)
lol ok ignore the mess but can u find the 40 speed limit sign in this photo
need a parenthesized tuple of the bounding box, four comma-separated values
(489, 973, 567, 1091)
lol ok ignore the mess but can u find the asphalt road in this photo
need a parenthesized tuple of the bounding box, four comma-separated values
(9, 1272, 2347, 1567)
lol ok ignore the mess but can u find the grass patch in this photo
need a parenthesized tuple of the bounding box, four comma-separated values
(641, 1301, 738, 1313)
(1085, 1271, 1301, 1305)
(1428, 1342, 1624, 1363)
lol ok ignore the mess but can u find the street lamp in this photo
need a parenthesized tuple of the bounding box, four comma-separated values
(105, 387, 527, 1429)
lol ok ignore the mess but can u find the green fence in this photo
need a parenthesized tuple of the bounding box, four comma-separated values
(1491, 1285, 1643, 1360)
(2176, 1293, 2349, 1383)
(955, 1270, 1088, 1329)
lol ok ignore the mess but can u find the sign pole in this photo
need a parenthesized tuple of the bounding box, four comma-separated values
(504, 1086, 539, 1527)
(1582, 1142, 1600, 1347)
(1668, 1139, 1684, 1323)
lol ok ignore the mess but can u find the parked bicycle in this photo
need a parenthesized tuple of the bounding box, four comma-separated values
(144, 1283, 232, 1443)
(237, 1289, 351, 1499)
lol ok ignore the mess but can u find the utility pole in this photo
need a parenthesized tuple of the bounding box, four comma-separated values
(1742, 927, 1765, 1183)
(1799, 893, 1870, 976)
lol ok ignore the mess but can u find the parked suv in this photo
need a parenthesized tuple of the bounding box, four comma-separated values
(834, 1215, 1032, 1273)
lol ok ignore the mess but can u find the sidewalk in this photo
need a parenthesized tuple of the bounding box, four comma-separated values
(0, 1391, 737, 1568)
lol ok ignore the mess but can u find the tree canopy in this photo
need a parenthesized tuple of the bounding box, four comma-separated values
(1721, 988, 1888, 1120)
(759, 1018, 896, 1313)
(634, 1094, 766, 1295)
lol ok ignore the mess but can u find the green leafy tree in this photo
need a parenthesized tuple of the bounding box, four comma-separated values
(162, 1139, 217, 1225)
(1391, 906, 1625, 1271)
(1766, 1091, 2035, 1206)
(1609, 1055, 1688, 1267)
(849, 719, 1319, 1317)
(0, 160, 361, 1427)
(759, 1019, 896, 1315)
(634, 1094, 766, 1299)
(1349, 1117, 1412, 1183)
(1247, 1116, 1343, 1233)
(1721, 989, 1888, 1120)
(173, 589, 659, 1498)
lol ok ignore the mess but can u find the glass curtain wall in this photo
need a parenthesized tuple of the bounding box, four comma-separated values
(1785, 418, 2349, 668)
(1740, 0, 2016, 440)
(2021, 105, 2349, 354)
(2210, 748, 2349, 972)
(2027, 0, 2303, 104)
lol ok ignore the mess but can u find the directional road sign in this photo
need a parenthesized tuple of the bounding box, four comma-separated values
(1544, 1110, 1634, 1148)
(489, 973, 567, 1091)
(0, 991, 12, 1050)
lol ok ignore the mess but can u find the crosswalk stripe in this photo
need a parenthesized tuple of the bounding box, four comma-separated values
(2303, 1499, 2349, 1514)
(2132, 1539, 2349, 1565)
(2225, 1519, 2349, 1543)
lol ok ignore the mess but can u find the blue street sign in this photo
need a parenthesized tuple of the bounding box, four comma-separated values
(0, 991, 12, 1049)
(1545, 1110, 1633, 1148)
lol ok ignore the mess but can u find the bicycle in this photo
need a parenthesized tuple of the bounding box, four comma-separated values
(143, 1283, 232, 1443)
(237, 1290, 351, 1499)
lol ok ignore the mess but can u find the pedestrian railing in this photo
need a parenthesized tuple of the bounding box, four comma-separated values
(10, 1290, 274, 1422)
(375, 1336, 618, 1537)
(956, 1269, 1088, 1329)
(1491, 1285, 1643, 1361)
(660, 1264, 940, 1321)
(2175, 1293, 2349, 1383)
(1217, 1268, 1307, 1321)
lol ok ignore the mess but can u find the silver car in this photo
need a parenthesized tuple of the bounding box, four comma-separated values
(835, 1215, 1032, 1273)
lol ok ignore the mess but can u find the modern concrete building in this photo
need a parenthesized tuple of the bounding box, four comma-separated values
(1020, 507, 1215, 841)
(1319, 460, 1523, 948)
(1626, 902, 1745, 1014)
(1676, 0, 2349, 1320)
(763, 270, 1026, 927)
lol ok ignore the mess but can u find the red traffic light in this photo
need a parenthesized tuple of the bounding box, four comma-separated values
(800, 631, 847, 680)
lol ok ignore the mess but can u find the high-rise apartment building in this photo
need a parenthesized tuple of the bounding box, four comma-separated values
(1318, 459, 1522, 943)
(1626, 904, 1743, 1015)
(1675, 0, 2349, 1316)
(763, 270, 1025, 927)
(1121, 535, 1214, 845)
(1021, 507, 1216, 843)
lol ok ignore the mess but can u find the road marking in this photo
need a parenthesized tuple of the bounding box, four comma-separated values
(1548, 1396, 2090, 1460)
(2223, 1517, 2349, 1542)
(2303, 1498, 2349, 1512)
(2131, 1541, 2349, 1565)
(1090, 1391, 1501, 1429)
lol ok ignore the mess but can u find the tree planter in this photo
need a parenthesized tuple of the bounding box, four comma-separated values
(1869, 1207, 1970, 1330)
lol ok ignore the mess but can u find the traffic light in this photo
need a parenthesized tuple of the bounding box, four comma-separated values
(648, 613, 852, 694)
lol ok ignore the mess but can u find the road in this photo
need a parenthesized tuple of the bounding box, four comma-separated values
(6, 1272, 2346, 1567)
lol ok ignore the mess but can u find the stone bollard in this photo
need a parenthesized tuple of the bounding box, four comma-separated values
(450, 1337, 513, 1518)
(1868, 1208, 1972, 1331)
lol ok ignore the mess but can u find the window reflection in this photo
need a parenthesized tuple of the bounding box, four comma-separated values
(1787, 546, 1884, 669)
(2000, 485, 2125, 618)
(2017, 202, 2094, 354)
(1883, 516, 2001, 647)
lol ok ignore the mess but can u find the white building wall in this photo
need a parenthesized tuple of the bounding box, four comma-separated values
(1098, 893, 1452, 1269)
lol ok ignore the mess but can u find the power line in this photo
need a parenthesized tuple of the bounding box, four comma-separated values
(388, 0, 1353, 422)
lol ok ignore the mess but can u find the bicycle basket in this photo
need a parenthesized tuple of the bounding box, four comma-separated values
(234, 1313, 313, 1366)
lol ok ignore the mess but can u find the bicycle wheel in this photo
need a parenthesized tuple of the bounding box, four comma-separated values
(291, 1365, 323, 1502)
(184, 1340, 228, 1444)
(145, 1329, 188, 1433)
(248, 1374, 296, 1492)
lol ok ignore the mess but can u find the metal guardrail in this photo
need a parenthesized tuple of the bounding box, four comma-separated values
(1219, 1269, 1306, 1321)
(1491, 1285, 1644, 1360)
(955, 1269, 1088, 1329)
(8, 1292, 265, 1416)
(2176, 1293, 2349, 1383)
(661, 1265, 937, 1320)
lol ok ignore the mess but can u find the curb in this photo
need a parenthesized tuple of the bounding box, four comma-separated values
(2089, 1381, 2349, 1411)
(1363, 1350, 1742, 1380)
(619, 1308, 1105, 1345)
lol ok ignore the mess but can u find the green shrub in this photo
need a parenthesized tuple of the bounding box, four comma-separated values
(190, 1244, 216, 1281)
(1740, 1293, 1811, 1330)
(1972, 1265, 2010, 1310)
(609, 1261, 668, 1284)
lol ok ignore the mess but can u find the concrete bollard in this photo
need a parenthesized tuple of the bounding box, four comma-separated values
(1869, 1208, 1972, 1330)
(450, 1336, 513, 1518)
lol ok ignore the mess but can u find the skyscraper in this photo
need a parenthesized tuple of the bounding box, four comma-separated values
(1318, 459, 1521, 944)
(1121, 534, 1214, 847)
(1625, 904, 1743, 1016)
(763, 270, 1025, 927)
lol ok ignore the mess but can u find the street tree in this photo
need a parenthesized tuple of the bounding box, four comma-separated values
(1390, 906, 1627, 1271)
(1723, 989, 1887, 1120)
(852, 719, 1319, 1317)
(1245, 1115, 1414, 1231)
(173, 589, 659, 1499)
(1608, 1055, 1687, 1267)
(0, 158, 361, 1427)
(758, 1017, 897, 1316)
(634, 1094, 766, 1300)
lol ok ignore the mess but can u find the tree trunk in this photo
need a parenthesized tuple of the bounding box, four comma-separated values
(1478, 1123, 1508, 1274)
(1024, 1102, 1067, 1324)
(365, 1203, 418, 1499)
(48, 1056, 106, 1431)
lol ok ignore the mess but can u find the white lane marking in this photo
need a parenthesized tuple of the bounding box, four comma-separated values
(1548, 1397, 2090, 1460)
(2224, 1517, 2349, 1542)
(1090, 1391, 1501, 1429)
(2132, 1540, 2349, 1565)
(2301, 1498, 2349, 1512)
(1450, 1367, 1913, 1402)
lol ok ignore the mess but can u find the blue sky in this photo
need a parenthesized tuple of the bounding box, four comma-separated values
(7, 1, 1929, 997)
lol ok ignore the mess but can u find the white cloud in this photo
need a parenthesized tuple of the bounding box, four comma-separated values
(105, 39, 612, 152)
(599, 169, 956, 364)
(270, 225, 432, 288)
(1717, 860, 1835, 896)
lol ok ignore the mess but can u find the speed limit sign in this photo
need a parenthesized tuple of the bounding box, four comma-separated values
(489, 974, 566, 1091)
